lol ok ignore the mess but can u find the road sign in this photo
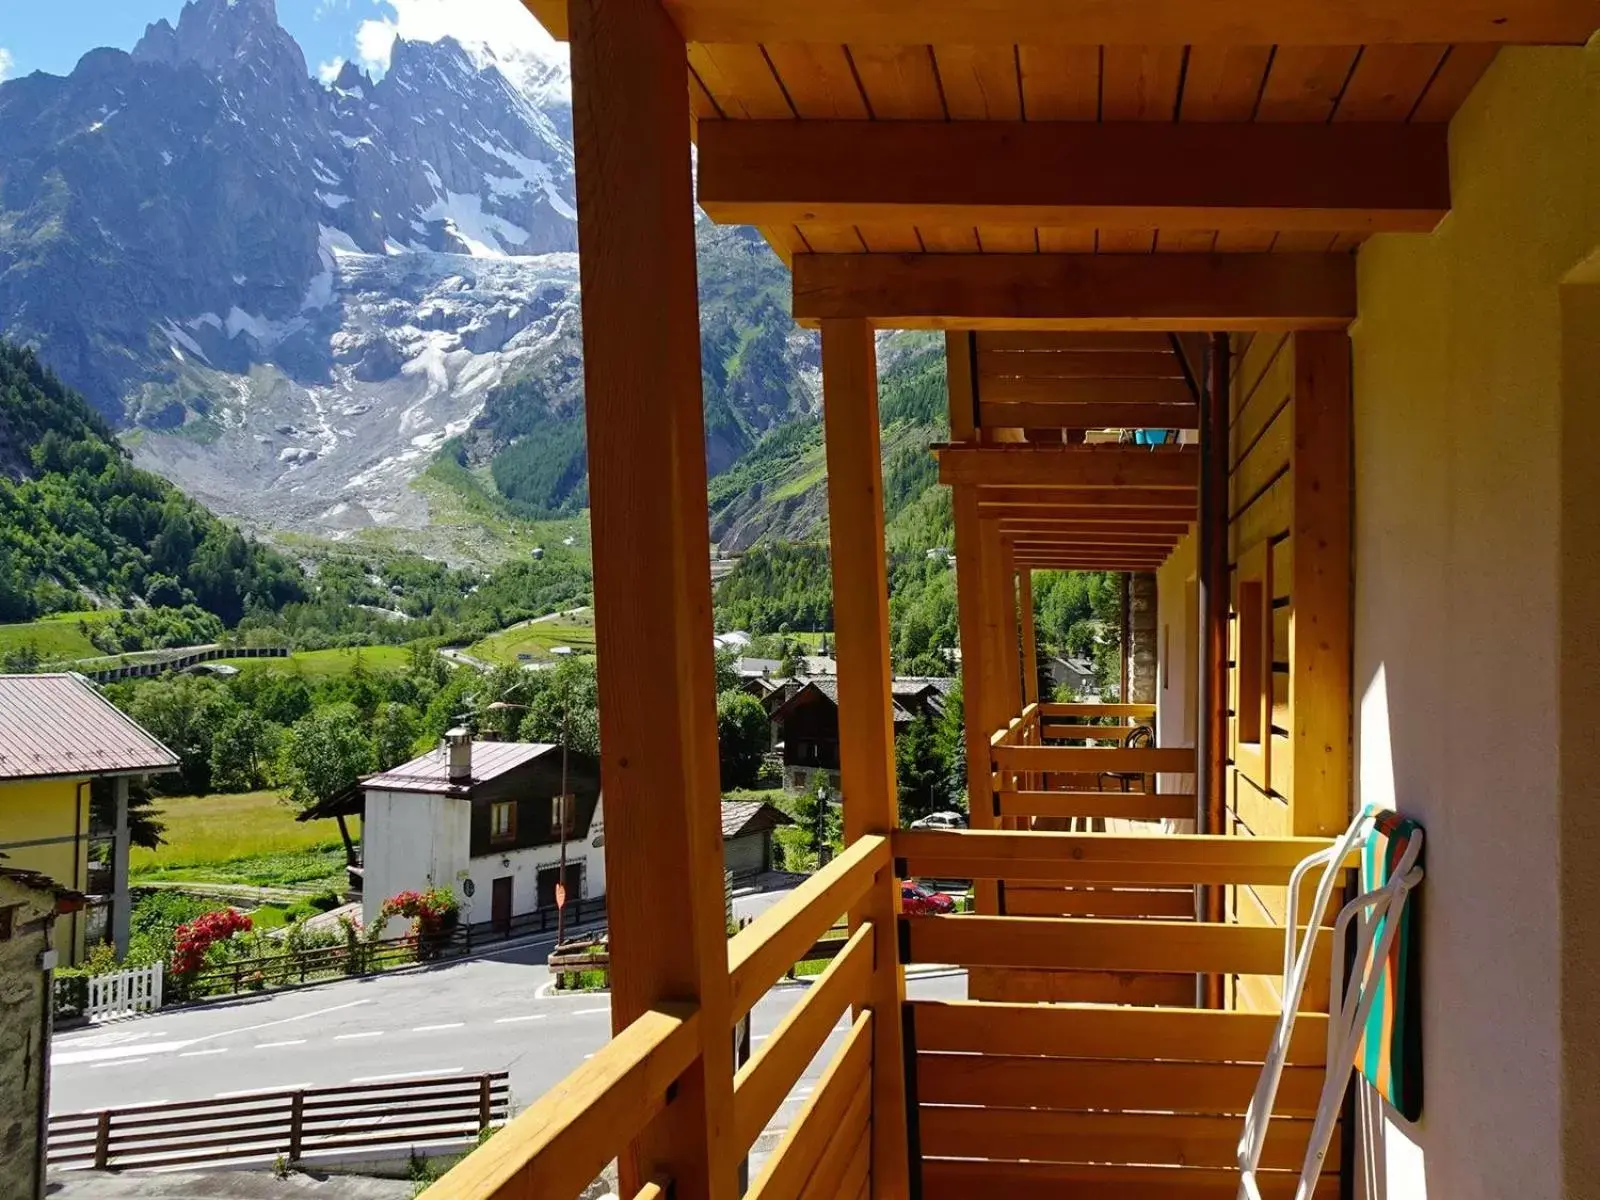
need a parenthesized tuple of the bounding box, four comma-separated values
(555, 882, 567, 910)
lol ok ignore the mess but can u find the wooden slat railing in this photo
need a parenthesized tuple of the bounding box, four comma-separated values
(421, 1006, 697, 1200)
(421, 835, 888, 1200)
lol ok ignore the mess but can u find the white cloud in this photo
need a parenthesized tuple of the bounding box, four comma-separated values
(317, 56, 347, 85)
(0, 48, 14, 83)
(353, 0, 565, 93)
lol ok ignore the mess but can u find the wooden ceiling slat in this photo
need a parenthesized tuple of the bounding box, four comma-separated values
(1100, 46, 1187, 120)
(845, 44, 946, 118)
(978, 350, 1183, 380)
(1273, 231, 1339, 252)
(1255, 46, 1362, 121)
(655, 4, 1600, 47)
(1156, 229, 1221, 253)
(977, 332, 1176, 353)
(935, 46, 1025, 120)
(998, 517, 1193, 531)
(763, 44, 872, 118)
(937, 444, 1198, 488)
(791, 252, 1357, 331)
(976, 226, 1040, 253)
(1334, 45, 1451, 120)
(1037, 227, 1097, 253)
(919, 226, 982, 252)
(1408, 45, 1500, 121)
(987, 509, 1197, 526)
(1213, 229, 1281, 252)
(799, 223, 869, 252)
(1016, 46, 1101, 120)
(1327, 231, 1367, 253)
(1097, 229, 1159, 254)
(689, 69, 723, 121)
(687, 43, 795, 117)
(857, 223, 925, 253)
(1179, 46, 1274, 120)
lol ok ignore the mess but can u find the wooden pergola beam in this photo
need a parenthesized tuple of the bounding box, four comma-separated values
(791, 253, 1357, 332)
(997, 521, 1193, 536)
(1006, 533, 1182, 548)
(976, 489, 1197, 512)
(938, 445, 1198, 489)
(701, 122, 1448, 235)
(652, 2, 1596, 45)
(982, 400, 1199, 432)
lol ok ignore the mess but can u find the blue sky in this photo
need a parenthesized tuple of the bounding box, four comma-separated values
(0, 0, 558, 84)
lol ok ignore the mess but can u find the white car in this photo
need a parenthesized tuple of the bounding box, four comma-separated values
(909, 811, 967, 830)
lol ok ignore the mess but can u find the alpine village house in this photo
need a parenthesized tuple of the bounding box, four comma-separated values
(4, 2, 1563, 1199)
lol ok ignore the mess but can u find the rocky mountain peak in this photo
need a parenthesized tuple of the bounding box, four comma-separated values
(133, 0, 304, 81)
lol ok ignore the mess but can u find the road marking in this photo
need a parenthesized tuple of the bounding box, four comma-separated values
(179, 1048, 229, 1058)
(185, 998, 372, 1049)
(494, 1014, 547, 1024)
(216, 1084, 312, 1098)
(412, 1023, 465, 1032)
(255, 1040, 307, 1049)
(351, 1068, 462, 1083)
(54, 1041, 192, 1067)
(334, 1031, 383, 1040)
(91, 1058, 149, 1069)
(574, 1007, 609, 1016)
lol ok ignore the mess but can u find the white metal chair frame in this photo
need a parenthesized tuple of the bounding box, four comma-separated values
(1237, 805, 1425, 1200)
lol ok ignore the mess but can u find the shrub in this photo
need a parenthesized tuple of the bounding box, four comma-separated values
(170, 908, 253, 977)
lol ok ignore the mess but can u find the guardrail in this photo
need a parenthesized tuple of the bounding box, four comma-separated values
(49, 1072, 509, 1172)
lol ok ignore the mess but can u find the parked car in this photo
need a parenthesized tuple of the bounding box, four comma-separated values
(908, 811, 967, 830)
(900, 880, 955, 915)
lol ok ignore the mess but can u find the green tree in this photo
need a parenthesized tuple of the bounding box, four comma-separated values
(209, 709, 276, 792)
(716, 689, 770, 790)
(116, 675, 236, 794)
(894, 715, 945, 824)
(279, 704, 376, 814)
(374, 702, 421, 770)
(516, 658, 601, 757)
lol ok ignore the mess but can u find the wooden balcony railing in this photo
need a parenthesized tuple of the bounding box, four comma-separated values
(422, 835, 890, 1200)
(892, 826, 1346, 1198)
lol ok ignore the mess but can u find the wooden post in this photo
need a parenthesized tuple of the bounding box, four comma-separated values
(820, 319, 911, 1200)
(1119, 572, 1132, 701)
(111, 777, 131, 958)
(1200, 335, 1231, 1006)
(1289, 331, 1353, 837)
(998, 541, 1023, 716)
(289, 1091, 304, 1162)
(569, 2, 735, 1196)
(478, 1075, 492, 1133)
(1018, 569, 1038, 707)
(95, 1110, 110, 1170)
(947, 333, 999, 913)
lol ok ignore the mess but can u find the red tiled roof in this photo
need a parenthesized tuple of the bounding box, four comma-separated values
(0, 674, 180, 781)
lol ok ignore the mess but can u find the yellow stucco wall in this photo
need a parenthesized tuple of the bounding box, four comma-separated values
(1351, 39, 1600, 1200)
(0, 777, 89, 963)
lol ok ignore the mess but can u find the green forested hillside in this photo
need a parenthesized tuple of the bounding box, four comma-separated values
(0, 342, 305, 623)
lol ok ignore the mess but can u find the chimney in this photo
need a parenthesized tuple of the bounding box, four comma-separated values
(445, 727, 472, 782)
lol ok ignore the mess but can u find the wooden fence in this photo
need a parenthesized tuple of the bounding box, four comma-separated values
(48, 1072, 509, 1172)
(187, 930, 464, 996)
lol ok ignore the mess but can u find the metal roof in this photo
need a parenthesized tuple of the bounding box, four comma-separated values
(363, 740, 560, 797)
(721, 800, 793, 840)
(0, 674, 180, 782)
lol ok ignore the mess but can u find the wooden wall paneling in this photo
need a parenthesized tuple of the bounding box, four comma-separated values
(819, 318, 911, 1195)
(1289, 331, 1353, 837)
(1231, 540, 1270, 794)
(1234, 331, 1289, 422)
(1230, 472, 1293, 561)
(569, 2, 735, 1192)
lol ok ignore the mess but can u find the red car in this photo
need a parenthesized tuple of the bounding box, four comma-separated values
(900, 881, 955, 915)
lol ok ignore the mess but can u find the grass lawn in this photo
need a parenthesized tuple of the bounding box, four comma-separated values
(0, 610, 121, 661)
(469, 608, 598, 665)
(131, 790, 356, 890)
(211, 645, 410, 679)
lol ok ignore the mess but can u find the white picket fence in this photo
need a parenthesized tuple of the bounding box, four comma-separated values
(86, 962, 164, 1022)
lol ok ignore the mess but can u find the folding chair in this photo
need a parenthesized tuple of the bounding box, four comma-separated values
(1237, 805, 1425, 1200)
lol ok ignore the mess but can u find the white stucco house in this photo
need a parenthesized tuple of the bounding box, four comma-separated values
(360, 732, 605, 935)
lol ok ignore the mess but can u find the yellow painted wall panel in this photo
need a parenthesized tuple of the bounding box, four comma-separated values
(0, 777, 89, 962)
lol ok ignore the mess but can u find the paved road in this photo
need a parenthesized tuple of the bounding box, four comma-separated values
(53, 888, 965, 1163)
